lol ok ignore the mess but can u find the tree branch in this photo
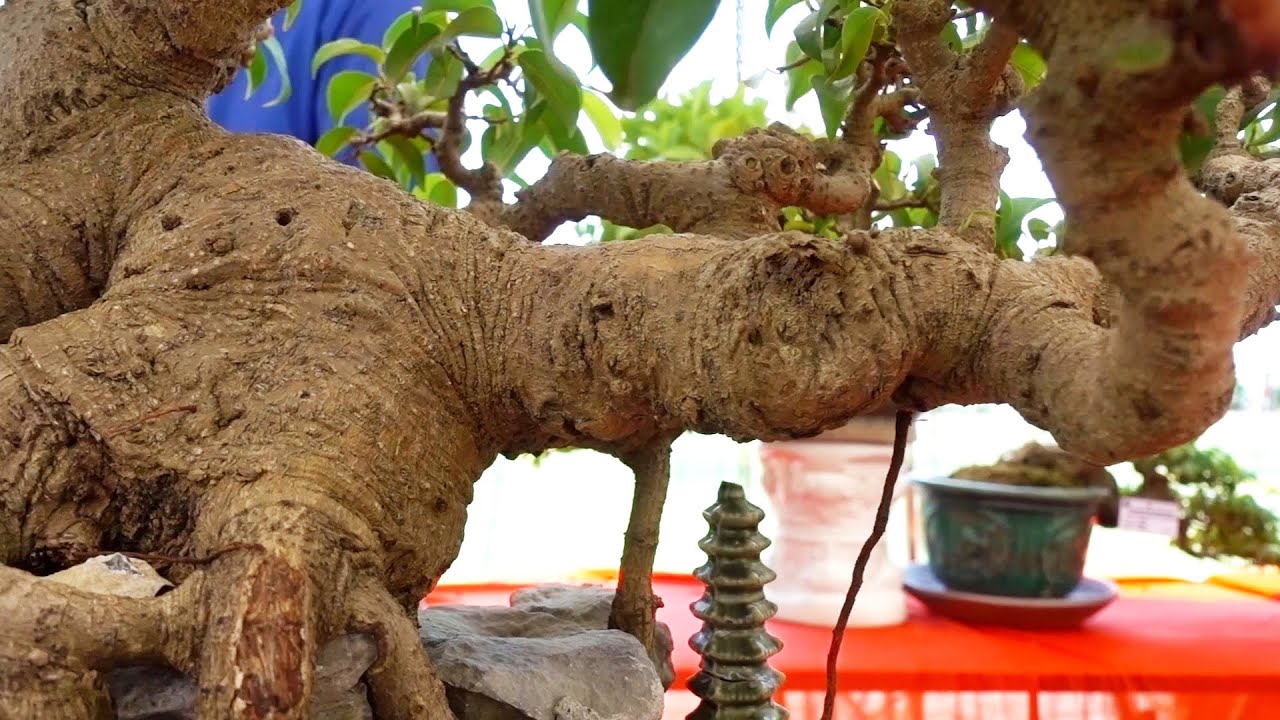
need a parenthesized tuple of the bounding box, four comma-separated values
(491, 124, 881, 242)
(942, 0, 1280, 462)
(896, 1, 1022, 247)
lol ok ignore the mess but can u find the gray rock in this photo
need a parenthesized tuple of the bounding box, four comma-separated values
(421, 585, 667, 720)
(107, 634, 376, 720)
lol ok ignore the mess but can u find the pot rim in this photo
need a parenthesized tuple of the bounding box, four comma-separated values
(913, 475, 1110, 504)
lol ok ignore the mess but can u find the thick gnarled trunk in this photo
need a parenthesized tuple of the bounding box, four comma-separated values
(1, 0, 1278, 717)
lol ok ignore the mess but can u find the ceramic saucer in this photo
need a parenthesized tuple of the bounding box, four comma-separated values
(902, 564, 1118, 630)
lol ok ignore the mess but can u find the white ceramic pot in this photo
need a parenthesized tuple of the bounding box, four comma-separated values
(760, 420, 913, 628)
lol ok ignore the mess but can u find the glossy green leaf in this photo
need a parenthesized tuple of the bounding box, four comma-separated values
(258, 37, 293, 107)
(284, 0, 304, 31)
(385, 23, 442, 83)
(782, 42, 821, 110)
(312, 39, 385, 77)
(1027, 217, 1052, 242)
(423, 0, 496, 10)
(530, 0, 577, 44)
(518, 49, 582, 129)
(423, 53, 465, 98)
(383, 135, 427, 184)
(582, 91, 623, 150)
(439, 6, 505, 44)
(383, 10, 421, 49)
(996, 192, 1053, 259)
(359, 151, 398, 181)
(325, 70, 377, 123)
(766, 0, 805, 36)
(1179, 85, 1227, 171)
(832, 7, 885, 80)
(587, 0, 721, 110)
(315, 126, 358, 157)
(417, 173, 460, 208)
(1010, 42, 1047, 90)
(245, 44, 268, 99)
(811, 75, 851, 139)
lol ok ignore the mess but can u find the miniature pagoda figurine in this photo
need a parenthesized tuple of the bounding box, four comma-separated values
(687, 482, 789, 720)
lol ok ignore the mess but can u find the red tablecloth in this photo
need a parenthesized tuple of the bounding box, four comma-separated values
(424, 572, 1280, 719)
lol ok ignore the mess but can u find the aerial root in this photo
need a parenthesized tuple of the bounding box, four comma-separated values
(347, 577, 458, 720)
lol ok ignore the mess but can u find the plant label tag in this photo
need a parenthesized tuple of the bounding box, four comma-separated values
(1117, 497, 1181, 538)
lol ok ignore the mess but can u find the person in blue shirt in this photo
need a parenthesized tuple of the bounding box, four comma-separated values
(208, 1, 435, 169)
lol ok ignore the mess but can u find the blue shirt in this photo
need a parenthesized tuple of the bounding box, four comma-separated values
(208, 2, 434, 163)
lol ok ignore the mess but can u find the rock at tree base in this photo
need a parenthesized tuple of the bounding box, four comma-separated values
(102, 579, 668, 720)
(420, 584, 669, 720)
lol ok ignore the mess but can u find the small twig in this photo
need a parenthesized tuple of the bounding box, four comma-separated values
(353, 111, 447, 149)
(821, 409, 914, 720)
(953, 7, 979, 21)
(103, 404, 197, 439)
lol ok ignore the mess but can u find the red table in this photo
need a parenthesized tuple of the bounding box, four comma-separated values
(424, 573, 1280, 720)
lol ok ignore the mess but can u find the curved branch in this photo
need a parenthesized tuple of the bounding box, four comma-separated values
(492, 125, 879, 242)
(896, 1, 1022, 246)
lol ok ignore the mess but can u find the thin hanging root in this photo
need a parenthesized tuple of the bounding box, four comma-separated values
(347, 577, 457, 720)
(609, 441, 674, 682)
(820, 410, 915, 720)
(195, 553, 317, 720)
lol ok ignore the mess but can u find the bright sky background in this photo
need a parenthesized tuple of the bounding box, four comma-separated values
(468, 0, 1280, 396)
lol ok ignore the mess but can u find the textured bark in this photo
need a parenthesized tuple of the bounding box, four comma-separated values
(0, 0, 1278, 717)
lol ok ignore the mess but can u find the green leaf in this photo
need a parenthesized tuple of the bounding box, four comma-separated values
(284, 0, 304, 31)
(258, 36, 293, 107)
(811, 75, 851, 139)
(422, 53, 465, 98)
(766, 0, 805, 36)
(582, 91, 623, 149)
(587, 0, 721, 111)
(439, 6, 505, 44)
(417, 173, 461, 208)
(518, 49, 582, 130)
(422, 0, 496, 10)
(996, 192, 1053, 259)
(530, 0, 577, 44)
(1010, 42, 1046, 90)
(383, 11, 422, 49)
(359, 151, 398, 181)
(325, 70, 377, 123)
(794, 10, 825, 61)
(315, 126, 358, 157)
(244, 44, 269, 100)
(1111, 35, 1174, 73)
(383, 135, 427, 184)
(783, 42, 822, 110)
(832, 7, 885, 80)
(385, 23, 442, 83)
(1027, 217, 1052, 242)
(312, 39, 385, 77)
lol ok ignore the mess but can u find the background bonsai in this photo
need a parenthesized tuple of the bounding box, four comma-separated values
(1132, 443, 1280, 565)
(2, 1, 1280, 718)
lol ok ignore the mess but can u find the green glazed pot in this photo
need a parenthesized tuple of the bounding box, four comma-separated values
(914, 476, 1109, 599)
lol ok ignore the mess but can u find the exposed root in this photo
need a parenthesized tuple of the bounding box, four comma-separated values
(348, 578, 457, 720)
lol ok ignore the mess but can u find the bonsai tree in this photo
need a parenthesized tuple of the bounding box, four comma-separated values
(953, 442, 1121, 526)
(2, 0, 1279, 718)
(1132, 443, 1280, 564)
